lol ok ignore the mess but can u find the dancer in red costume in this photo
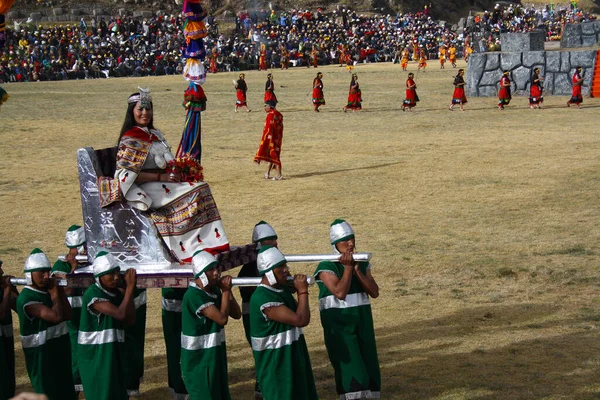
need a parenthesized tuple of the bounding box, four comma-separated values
(529, 68, 544, 109)
(344, 73, 362, 112)
(402, 72, 419, 112)
(449, 69, 467, 111)
(567, 66, 583, 108)
(498, 70, 512, 110)
(312, 72, 325, 112)
(254, 100, 284, 181)
(263, 73, 277, 105)
(234, 73, 250, 113)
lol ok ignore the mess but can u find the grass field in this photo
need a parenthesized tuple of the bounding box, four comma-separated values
(1, 59, 600, 399)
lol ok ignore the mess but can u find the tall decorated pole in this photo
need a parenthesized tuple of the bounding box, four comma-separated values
(177, 0, 208, 164)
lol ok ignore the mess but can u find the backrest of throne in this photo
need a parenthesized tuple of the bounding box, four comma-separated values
(77, 147, 173, 269)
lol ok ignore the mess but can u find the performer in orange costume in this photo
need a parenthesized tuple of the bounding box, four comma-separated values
(418, 49, 427, 72)
(439, 45, 446, 69)
(401, 48, 409, 71)
(448, 44, 457, 68)
(254, 100, 284, 180)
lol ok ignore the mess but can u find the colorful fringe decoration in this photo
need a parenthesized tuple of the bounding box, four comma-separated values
(177, 0, 207, 167)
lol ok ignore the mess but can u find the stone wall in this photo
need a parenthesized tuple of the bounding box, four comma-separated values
(466, 50, 597, 97)
(560, 21, 600, 48)
(5, 7, 162, 23)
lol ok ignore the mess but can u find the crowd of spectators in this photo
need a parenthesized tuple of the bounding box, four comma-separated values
(0, 2, 597, 82)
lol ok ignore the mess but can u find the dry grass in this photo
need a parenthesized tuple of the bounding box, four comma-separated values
(1, 60, 600, 399)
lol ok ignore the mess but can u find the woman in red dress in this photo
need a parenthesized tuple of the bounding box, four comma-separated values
(449, 69, 467, 111)
(498, 70, 512, 110)
(402, 72, 419, 112)
(344, 73, 362, 112)
(263, 74, 277, 106)
(529, 68, 544, 109)
(259, 44, 267, 71)
(254, 100, 284, 180)
(235, 73, 250, 113)
(567, 66, 583, 108)
(312, 72, 325, 112)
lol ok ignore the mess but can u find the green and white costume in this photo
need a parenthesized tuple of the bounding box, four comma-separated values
(77, 252, 128, 400)
(181, 283, 230, 399)
(161, 287, 188, 399)
(125, 288, 147, 395)
(0, 293, 15, 400)
(51, 260, 84, 391)
(16, 249, 76, 400)
(181, 250, 231, 400)
(50, 224, 87, 392)
(249, 245, 318, 400)
(314, 220, 381, 399)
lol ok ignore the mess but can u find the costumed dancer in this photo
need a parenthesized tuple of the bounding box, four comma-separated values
(449, 69, 467, 111)
(312, 72, 325, 112)
(498, 70, 512, 110)
(401, 48, 409, 71)
(238, 221, 279, 399)
(344, 73, 362, 112)
(0, 85, 8, 112)
(98, 89, 229, 263)
(418, 49, 427, 72)
(254, 100, 284, 181)
(259, 44, 268, 71)
(314, 219, 381, 399)
(402, 72, 419, 112)
(439, 45, 446, 69)
(263, 73, 277, 105)
(567, 66, 583, 108)
(249, 246, 318, 400)
(125, 287, 147, 396)
(50, 225, 87, 394)
(78, 252, 137, 400)
(280, 46, 289, 70)
(181, 251, 241, 400)
(529, 68, 544, 109)
(182, 0, 208, 83)
(234, 73, 251, 113)
(209, 48, 219, 73)
(0, 260, 18, 400)
(17, 249, 76, 400)
(449, 43, 457, 68)
(162, 284, 188, 400)
(311, 47, 319, 68)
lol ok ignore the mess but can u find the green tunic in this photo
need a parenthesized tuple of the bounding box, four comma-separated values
(51, 260, 84, 391)
(238, 261, 261, 396)
(249, 284, 318, 400)
(16, 286, 77, 400)
(161, 288, 188, 399)
(0, 296, 15, 400)
(125, 288, 147, 394)
(181, 283, 231, 400)
(314, 261, 381, 399)
(78, 283, 128, 400)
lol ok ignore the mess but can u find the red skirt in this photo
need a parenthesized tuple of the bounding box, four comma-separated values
(312, 88, 325, 105)
(264, 91, 277, 104)
(529, 85, 543, 104)
(404, 89, 419, 107)
(498, 87, 511, 105)
(569, 85, 582, 104)
(236, 90, 247, 106)
(452, 87, 467, 104)
(346, 90, 362, 110)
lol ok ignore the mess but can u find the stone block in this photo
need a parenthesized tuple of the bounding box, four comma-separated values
(543, 73, 554, 93)
(466, 53, 486, 94)
(479, 86, 497, 97)
(53, 7, 64, 16)
(47, 16, 57, 22)
(30, 12, 42, 21)
(457, 27, 464, 37)
(132, 11, 142, 17)
(500, 32, 545, 52)
(500, 52, 521, 70)
(118, 8, 128, 16)
(466, 16, 475, 29)
(512, 66, 530, 91)
(480, 70, 500, 86)
(570, 50, 596, 68)
(522, 51, 545, 68)
(40, 17, 48, 22)
(583, 70, 593, 94)
(458, 17, 465, 29)
(554, 72, 571, 95)
(580, 21, 598, 35)
(93, 9, 105, 16)
(560, 52, 570, 72)
(71, 9, 81, 15)
(6, 11, 21, 19)
(560, 24, 582, 48)
(581, 35, 597, 47)
(546, 51, 560, 72)
(141, 11, 153, 18)
(451, 24, 458, 31)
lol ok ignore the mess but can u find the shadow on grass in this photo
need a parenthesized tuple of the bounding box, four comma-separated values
(374, 303, 600, 399)
(290, 161, 404, 179)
